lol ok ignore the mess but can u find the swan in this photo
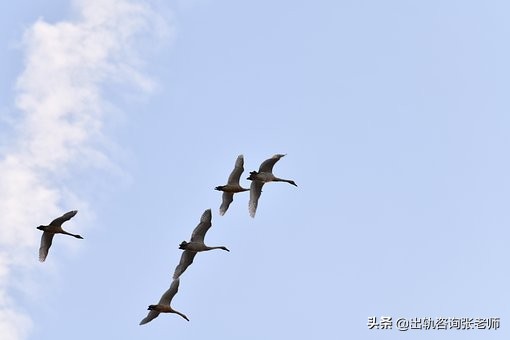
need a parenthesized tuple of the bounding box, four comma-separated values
(215, 154, 249, 216)
(139, 278, 189, 324)
(173, 209, 229, 279)
(247, 154, 297, 217)
(37, 210, 83, 262)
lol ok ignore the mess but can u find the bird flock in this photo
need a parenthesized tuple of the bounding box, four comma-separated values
(36, 154, 297, 325)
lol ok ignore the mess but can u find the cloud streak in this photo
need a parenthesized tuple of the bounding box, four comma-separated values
(0, 1, 168, 338)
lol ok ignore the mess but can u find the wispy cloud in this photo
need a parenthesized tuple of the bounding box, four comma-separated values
(0, 0, 170, 338)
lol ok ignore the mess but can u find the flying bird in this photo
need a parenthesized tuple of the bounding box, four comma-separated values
(247, 154, 297, 217)
(173, 209, 229, 279)
(215, 154, 249, 216)
(37, 210, 83, 262)
(139, 278, 189, 324)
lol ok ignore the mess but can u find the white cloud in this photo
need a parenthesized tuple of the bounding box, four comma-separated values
(0, 309, 32, 340)
(0, 0, 170, 338)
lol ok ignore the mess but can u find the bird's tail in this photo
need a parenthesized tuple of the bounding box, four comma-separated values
(247, 171, 258, 181)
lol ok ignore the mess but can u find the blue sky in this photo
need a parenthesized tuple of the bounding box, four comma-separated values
(0, 1, 509, 339)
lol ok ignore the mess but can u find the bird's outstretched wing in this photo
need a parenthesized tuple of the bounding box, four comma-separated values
(227, 155, 245, 185)
(248, 180, 264, 218)
(258, 154, 285, 173)
(219, 192, 234, 216)
(190, 209, 212, 243)
(38, 232, 55, 262)
(49, 210, 78, 226)
(158, 278, 180, 305)
(173, 250, 197, 279)
(139, 310, 160, 325)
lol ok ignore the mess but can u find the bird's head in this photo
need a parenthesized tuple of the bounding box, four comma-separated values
(179, 241, 188, 250)
(37, 225, 46, 231)
(214, 185, 224, 191)
(147, 305, 156, 311)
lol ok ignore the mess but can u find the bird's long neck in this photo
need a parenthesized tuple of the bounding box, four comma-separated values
(173, 309, 190, 321)
(206, 245, 230, 252)
(62, 230, 83, 238)
(273, 177, 297, 186)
